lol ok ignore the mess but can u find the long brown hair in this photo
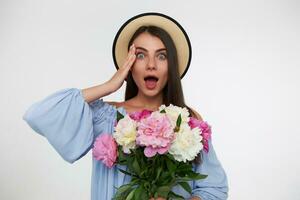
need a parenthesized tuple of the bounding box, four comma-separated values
(125, 25, 202, 164)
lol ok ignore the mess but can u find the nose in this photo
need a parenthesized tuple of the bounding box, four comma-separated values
(147, 56, 157, 70)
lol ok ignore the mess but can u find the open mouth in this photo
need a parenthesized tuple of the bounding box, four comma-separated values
(144, 75, 159, 82)
(144, 75, 159, 89)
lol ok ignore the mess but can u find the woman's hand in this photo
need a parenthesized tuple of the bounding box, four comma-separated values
(149, 197, 166, 200)
(106, 43, 136, 93)
(189, 197, 201, 200)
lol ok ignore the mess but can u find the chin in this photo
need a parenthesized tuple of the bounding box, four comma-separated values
(142, 89, 163, 97)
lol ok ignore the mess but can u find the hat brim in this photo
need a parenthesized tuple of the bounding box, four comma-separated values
(112, 12, 192, 79)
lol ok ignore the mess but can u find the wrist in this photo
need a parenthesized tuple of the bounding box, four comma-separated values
(104, 81, 116, 94)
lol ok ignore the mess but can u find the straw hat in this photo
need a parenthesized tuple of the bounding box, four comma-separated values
(112, 12, 192, 79)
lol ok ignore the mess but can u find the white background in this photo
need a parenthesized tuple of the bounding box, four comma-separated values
(1, 0, 299, 199)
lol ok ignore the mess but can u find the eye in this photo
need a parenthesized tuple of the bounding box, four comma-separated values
(136, 52, 145, 59)
(158, 53, 167, 60)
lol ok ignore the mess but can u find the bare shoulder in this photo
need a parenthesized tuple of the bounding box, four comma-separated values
(104, 101, 125, 108)
(104, 101, 118, 106)
(189, 107, 203, 121)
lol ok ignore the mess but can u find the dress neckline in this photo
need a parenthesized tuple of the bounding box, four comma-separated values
(111, 105, 157, 115)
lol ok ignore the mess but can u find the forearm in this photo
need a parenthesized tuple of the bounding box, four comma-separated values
(81, 82, 114, 103)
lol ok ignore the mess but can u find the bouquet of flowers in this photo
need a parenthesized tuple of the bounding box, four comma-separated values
(92, 104, 212, 199)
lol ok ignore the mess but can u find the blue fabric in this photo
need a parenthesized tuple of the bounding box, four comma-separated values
(23, 88, 229, 200)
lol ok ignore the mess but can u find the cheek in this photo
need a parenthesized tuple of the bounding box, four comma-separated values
(131, 66, 139, 76)
(131, 67, 143, 85)
(163, 64, 168, 77)
(160, 69, 169, 85)
(133, 59, 147, 68)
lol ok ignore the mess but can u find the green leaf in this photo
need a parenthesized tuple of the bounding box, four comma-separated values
(139, 192, 149, 200)
(176, 173, 207, 182)
(178, 182, 192, 194)
(117, 147, 128, 164)
(132, 158, 141, 175)
(127, 157, 136, 174)
(176, 114, 182, 128)
(177, 162, 192, 171)
(129, 177, 140, 185)
(125, 189, 135, 200)
(166, 158, 176, 172)
(117, 110, 124, 122)
(192, 174, 208, 180)
(187, 171, 201, 177)
(160, 109, 166, 113)
(133, 186, 141, 199)
(140, 168, 148, 178)
(168, 191, 185, 200)
(185, 171, 208, 180)
(150, 184, 158, 195)
(117, 168, 136, 177)
(143, 181, 151, 191)
(177, 162, 193, 172)
(155, 166, 163, 181)
(156, 186, 171, 198)
(114, 184, 132, 197)
(166, 153, 176, 161)
(133, 185, 148, 200)
(159, 172, 174, 186)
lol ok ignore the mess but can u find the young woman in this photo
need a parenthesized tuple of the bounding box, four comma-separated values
(23, 13, 228, 200)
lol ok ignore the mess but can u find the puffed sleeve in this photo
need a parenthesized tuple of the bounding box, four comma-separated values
(192, 139, 229, 200)
(22, 88, 110, 164)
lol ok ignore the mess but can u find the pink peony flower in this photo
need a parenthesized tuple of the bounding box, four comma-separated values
(136, 112, 174, 157)
(92, 133, 117, 168)
(129, 109, 152, 122)
(188, 118, 212, 153)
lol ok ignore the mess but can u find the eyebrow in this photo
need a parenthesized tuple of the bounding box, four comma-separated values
(136, 47, 167, 52)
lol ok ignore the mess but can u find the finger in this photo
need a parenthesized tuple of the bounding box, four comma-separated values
(128, 53, 136, 65)
(124, 54, 135, 69)
(128, 44, 135, 54)
(130, 43, 135, 50)
(121, 54, 134, 69)
(122, 52, 133, 68)
(123, 46, 133, 61)
(121, 45, 135, 69)
(129, 44, 135, 55)
(125, 50, 132, 61)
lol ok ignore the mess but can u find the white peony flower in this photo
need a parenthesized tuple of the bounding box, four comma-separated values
(113, 115, 137, 153)
(159, 104, 190, 129)
(169, 124, 203, 162)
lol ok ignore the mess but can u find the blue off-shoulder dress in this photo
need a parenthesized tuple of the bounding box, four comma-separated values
(22, 88, 229, 200)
